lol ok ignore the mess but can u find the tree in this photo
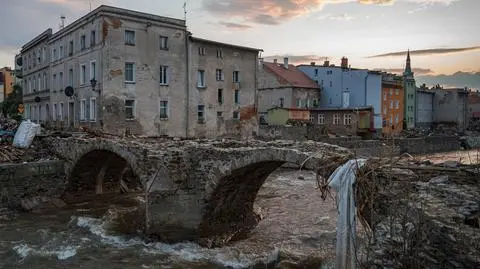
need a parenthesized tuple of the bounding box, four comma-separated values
(1, 84, 23, 121)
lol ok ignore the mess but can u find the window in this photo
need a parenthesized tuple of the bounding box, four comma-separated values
(53, 48, 57, 61)
(90, 61, 96, 80)
(43, 73, 47, 89)
(390, 100, 393, 109)
(329, 81, 332, 87)
(159, 65, 168, 85)
(52, 103, 57, 121)
(309, 114, 314, 122)
(383, 107, 387, 114)
(80, 35, 86, 50)
(80, 99, 87, 120)
(216, 49, 223, 58)
(333, 114, 340, 125)
(296, 99, 302, 108)
(216, 69, 224, 81)
(390, 115, 393, 125)
(389, 89, 393, 96)
(383, 92, 387, 101)
(80, 64, 86, 85)
(234, 90, 240, 104)
(42, 48, 46, 63)
(233, 111, 240, 120)
(90, 30, 96, 46)
(314, 69, 318, 76)
(395, 114, 399, 124)
(125, 30, 135, 45)
(197, 70, 205, 87)
(68, 68, 74, 86)
(217, 111, 223, 118)
(59, 72, 63, 89)
(198, 47, 207, 55)
(69, 40, 74, 56)
(125, 63, 135, 83)
(125, 100, 135, 119)
(318, 114, 325, 124)
(52, 74, 56, 90)
(343, 114, 352, 125)
(59, 103, 64, 120)
(59, 46, 63, 58)
(279, 97, 284, 107)
(395, 100, 399, 109)
(395, 89, 399, 95)
(233, 71, 239, 83)
(37, 75, 41, 90)
(217, 89, 223, 104)
(159, 100, 168, 119)
(90, 98, 97, 121)
(321, 80, 324, 86)
(160, 36, 168, 50)
(197, 105, 205, 122)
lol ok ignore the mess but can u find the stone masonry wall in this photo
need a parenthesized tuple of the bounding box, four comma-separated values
(396, 136, 460, 154)
(0, 160, 65, 208)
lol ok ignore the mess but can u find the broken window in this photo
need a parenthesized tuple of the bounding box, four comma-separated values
(318, 114, 325, 124)
(159, 101, 168, 119)
(160, 36, 168, 50)
(125, 30, 136, 45)
(125, 63, 135, 83)
(90, 98, 96, 121)
(233, 111, 240, 120)
(216, 69, 224, 81)
(159, 65, 168, 85)
(233, 71, 240, 83)
(333, 114, 340, 125)
(125, 100, 135, 120)
(197, 70, 205, 88)
(197, 105, 205, 123)
(80, 35, 86, 50)
(217, 88, 223, 104)
(343, 114, 352, 125)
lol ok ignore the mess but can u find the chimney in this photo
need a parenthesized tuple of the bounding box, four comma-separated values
(310, 62, 315, 66)
(283, 57, 289, 69)
(323, 60, 330, 67)
(273, 59, 277, 64)
(341, 57, 348, 69)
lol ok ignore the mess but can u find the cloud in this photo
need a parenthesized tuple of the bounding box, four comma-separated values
(374, 67, 434, 75)
(202, 0, 396, 26)
(318, 13, 354, 21)
(367, 46, 480, 58)
(417, 71, 480, 90)
(264, 54, 330, 64)
(218, 21, 252, 30)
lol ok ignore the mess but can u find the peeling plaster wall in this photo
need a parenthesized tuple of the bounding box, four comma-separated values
(187, 40, 259, 139)
(101, 15, 188, 137)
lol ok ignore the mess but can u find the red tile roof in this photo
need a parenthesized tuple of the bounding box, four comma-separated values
(263, 62, 318, 89)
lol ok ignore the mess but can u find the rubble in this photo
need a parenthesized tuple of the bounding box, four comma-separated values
(354, 156, 480, 268)
(0, 137, 57, 163)
(0, 118, 19, 132)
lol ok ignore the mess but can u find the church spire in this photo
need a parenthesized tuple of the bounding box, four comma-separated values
(404, 49, 412, 75)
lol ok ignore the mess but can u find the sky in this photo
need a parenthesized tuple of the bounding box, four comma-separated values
(0, 0, 479, 89)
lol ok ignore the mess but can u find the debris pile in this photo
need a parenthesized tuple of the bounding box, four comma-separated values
(0, 118, 19, 132)
(0, 138, 57, 163)
(354, 156, 480, 268)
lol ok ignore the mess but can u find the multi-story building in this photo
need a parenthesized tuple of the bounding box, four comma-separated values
(298, 58, 383, 134)
(0, 67, 15, 101)
(415, 85, 434, 128)
(403, 50, 416, 129)
(16, 5, 262, 138)
(381, 73, 404, 135)
(430, 86, 469, 131)
(18, 29, 52, 123)
(257, 58, 320, 119)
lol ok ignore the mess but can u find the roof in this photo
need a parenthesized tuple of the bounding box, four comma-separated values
(263, 62, 318, 89)
(21, 28, 52, 52)
(189, 36, 263, 52)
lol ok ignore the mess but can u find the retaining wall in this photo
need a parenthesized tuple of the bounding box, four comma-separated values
(396, 136, 461, 154)
(0, 160, 65, 208)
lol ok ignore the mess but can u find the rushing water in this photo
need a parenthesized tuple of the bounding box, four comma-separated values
(0, 168, 338, 269)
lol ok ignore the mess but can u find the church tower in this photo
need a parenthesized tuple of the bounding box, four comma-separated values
(403, 50, 416, 129)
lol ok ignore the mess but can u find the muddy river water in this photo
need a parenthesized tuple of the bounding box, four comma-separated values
(0, 168, 338, 269)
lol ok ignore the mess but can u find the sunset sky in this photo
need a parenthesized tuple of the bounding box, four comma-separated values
(0, 0, 478, 88)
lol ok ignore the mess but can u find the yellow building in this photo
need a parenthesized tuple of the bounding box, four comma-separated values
(0, 67, 15, 100)
(381, 73, 404, 135)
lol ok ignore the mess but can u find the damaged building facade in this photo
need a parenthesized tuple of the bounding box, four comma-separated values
(16, 5, 262, 138)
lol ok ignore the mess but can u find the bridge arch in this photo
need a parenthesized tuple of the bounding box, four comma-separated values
(197, 147, 349, 246)
(63, 141, 144, 201)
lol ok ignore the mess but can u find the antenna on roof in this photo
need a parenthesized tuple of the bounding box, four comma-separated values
(60, 15, 66, 29)
(183, 1, 187, 27)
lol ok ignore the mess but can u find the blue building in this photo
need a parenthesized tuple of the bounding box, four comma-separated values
(297, 58, 383, 133)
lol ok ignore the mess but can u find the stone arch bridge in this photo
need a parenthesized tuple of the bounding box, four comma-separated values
(46, 136, 352, 244)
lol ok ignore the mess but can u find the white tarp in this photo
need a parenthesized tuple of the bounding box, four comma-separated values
(328, 158, 367, 269)
(12, 120, 40, 148)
